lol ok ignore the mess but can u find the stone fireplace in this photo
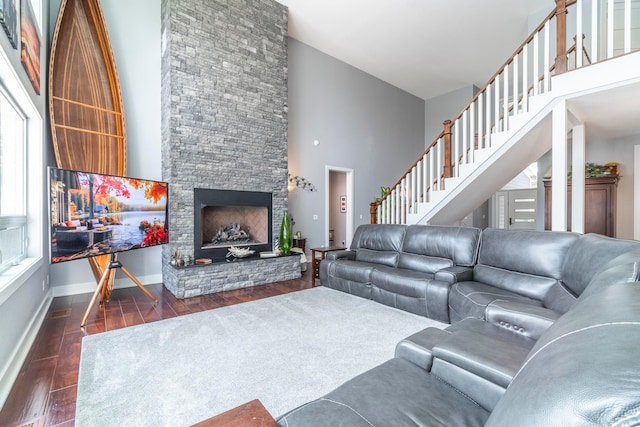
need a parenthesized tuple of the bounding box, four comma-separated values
(160, 0, 298, 298)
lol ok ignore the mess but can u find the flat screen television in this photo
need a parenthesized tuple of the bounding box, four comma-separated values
(48, 167, 168, 263)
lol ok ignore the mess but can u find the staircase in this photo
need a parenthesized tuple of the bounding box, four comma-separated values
(371, 0, 640, 226)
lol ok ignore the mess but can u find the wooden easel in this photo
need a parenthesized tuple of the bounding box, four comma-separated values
(80, 252, 158, 327)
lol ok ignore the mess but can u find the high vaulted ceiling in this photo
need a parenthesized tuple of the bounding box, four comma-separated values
(275, 0, 554, 100)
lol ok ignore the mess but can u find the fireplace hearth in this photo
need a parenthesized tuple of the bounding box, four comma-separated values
(194, 188, 272, 262)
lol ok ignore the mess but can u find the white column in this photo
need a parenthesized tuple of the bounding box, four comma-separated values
(551, 101, 568, 231)
(571, 124, 586, 233)
(635, 145, 640, 240)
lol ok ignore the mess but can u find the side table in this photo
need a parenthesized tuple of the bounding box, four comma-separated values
(293, 237, 306, 253)
(311, 246, 346, 285)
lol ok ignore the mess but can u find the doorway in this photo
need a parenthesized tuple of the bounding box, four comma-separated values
(325, 166, 354, 248)
(493, 189, 537, 230)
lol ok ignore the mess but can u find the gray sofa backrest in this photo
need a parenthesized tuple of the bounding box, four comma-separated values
(350, 224, 406, 267)
(398, 225, 481, 274)
(486, 279, 640, 426)
(474, 229, 579, 303)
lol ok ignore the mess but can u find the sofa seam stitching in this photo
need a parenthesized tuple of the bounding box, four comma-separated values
(320, 397, 376, 427)
(514, 322, 640, 380)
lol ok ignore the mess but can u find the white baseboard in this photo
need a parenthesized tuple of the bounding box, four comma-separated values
(0, 289, 52, 410)
(52, 273, 163, 297)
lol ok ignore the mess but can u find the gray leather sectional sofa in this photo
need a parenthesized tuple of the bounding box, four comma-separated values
(277, 225, 640, 426)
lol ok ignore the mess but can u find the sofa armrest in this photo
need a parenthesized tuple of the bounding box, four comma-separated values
(395, 327, 453, 371)
(485, 300, 561, 341)
(325, 250, 355, 261)
(434, 266, 474, 284)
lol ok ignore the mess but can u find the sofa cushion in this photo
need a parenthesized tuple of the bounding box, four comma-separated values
(446, 317, 537, 350)
(370, 265, 451, 321)
(355, 248, 399, 267)
(350, 224, 406, 267)
(449, 281, 542, 322)
(397, 252, 453, 274)
(432, 329, 530, 389)
(477, 228, 578, 279)
(560, 233, 640, 296)
(326, 259, 376, 283)
(473, 264, 562, 302)
(399, 225, 481, 269)
(350, 224, 406, 252)
(370, 265, 435, 298)
(277, 358, 490, 427)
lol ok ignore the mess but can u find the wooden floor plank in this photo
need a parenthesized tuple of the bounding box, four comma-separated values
(45, 385, 77, 426)
(0, 357, 57, 426)
(0, 270, 314, 426)
(50, 331, 82, 391)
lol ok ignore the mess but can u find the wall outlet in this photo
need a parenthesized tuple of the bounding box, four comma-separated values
(313, 214, 318, 220)
(42, 279, 46, 291)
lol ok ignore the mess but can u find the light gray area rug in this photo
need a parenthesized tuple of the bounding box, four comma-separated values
(76, 286, 445, 427)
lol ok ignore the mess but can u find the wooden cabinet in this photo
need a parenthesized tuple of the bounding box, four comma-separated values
(543, 176, 618, 237)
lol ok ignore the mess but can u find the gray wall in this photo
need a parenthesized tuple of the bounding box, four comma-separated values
(49, 0, 163, 295)
(287, 39, 425, 252)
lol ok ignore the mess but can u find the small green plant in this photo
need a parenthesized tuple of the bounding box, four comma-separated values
(568, 163, 616, 179)
(375, 186, 391, 204)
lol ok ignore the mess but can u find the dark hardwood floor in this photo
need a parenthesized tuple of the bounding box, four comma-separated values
(0, 270, 314, 427)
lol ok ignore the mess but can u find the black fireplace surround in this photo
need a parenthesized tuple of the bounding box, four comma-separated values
(194, 188, 273, 262)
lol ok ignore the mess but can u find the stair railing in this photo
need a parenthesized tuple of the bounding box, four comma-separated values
(371, 0, 638, 225)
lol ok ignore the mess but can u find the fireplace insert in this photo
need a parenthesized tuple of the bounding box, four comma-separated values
(194, 188, 272, 262)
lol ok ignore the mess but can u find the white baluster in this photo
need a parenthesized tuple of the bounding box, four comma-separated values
(469, 102, 475, 164)
(401, 178, 407, 224)
(411, 166, 417, 214)
(454, 121, 460, 172)
(486, 83, 492, 143)
(422, 153, 428, 203)
(462, 110, 468, 165)
(429, 148, 435, 200)
(513, 52, 519, 115)
(533, 32, 540, 96)
(625, 0, 631, 53)
(591, 0, 598, 62)
(607, 0, 614, 58)
(522, 45, 528, 112)
(577, 0, 583, 68)
(544, 21, 550, 92)
(503, 63, 509, 130)
(436, 143, 442, 191)
(494, 75, 500, 131)
(478, 92, 484, 150)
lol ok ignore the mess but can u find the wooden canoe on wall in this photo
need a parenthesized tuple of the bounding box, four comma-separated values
(49, 0, 126, 299)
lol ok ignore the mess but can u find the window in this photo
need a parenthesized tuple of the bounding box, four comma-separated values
(0, 44, 43, 296)
(0, 87, 27, 272)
